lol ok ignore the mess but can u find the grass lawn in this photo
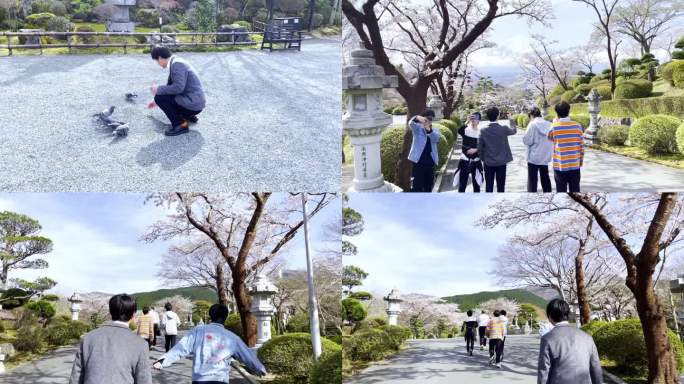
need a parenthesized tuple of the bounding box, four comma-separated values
(652, 79, 684, 97)
(592, 143, 684, 169)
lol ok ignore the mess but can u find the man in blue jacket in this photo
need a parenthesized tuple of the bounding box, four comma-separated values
(153, 304, 266, 384)
(408, 109, 440, 192)
(149, 45, 207, 136)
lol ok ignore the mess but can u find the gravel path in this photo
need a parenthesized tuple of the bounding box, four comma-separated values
(0, 39, 341, 192)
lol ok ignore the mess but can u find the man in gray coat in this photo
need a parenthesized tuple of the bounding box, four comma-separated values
(149, 45, 207, 136)
(537, 298, 602, 384)
(477, 106, 516, 192)
(69, 294, 152, 384)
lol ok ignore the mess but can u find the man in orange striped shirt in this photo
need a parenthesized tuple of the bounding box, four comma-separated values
(548, 101, 585, 192)
(486, 309, 506, 368)
(136, 307, 156, 350)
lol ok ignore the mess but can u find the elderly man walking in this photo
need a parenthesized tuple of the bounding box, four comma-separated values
(537, 299, 602, 384)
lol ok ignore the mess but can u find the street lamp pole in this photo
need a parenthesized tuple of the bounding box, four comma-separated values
(301, 193, 322, 360)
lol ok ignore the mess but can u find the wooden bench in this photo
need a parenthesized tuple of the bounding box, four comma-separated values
(260, 24, 302, 51)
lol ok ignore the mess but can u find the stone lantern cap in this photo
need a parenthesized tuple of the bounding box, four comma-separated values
(670, 275, 684, 293)
(384, 289, 403, 303)
(68, 292, 83, 303)
(249, 274, 278, 295)
(342, 42, 398, 91)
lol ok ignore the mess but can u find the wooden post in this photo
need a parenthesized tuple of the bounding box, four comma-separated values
(67, 33, 72, 54)
(123, 40, 127, 54)
(39, 35, 43, 55)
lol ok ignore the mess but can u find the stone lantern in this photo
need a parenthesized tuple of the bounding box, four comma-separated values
(670, 275, 684, 325)
(426, 95, 444, 121)
(343, 42, 401, 193)
(68, 292, 83, 321)
(249, 274, 278, 348)
(384, 289, 403, 326)
(105, 0, 137, 32)
(584, 88, 602, 145)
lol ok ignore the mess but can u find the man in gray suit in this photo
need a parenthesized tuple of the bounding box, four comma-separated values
(477, 106, 517, 192)
(149, 45, 207, 136)
(537, 298, 602, 384)
(69, 294, 152, 384)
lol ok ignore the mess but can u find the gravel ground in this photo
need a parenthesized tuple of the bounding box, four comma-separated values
(0, 39, 341, 192)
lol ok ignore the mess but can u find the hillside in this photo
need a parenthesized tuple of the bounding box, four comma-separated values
(441, 288, 549, 310)
(130, 287, 218, 307)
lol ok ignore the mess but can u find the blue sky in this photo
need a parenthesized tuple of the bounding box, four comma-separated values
(0, 193, 339, 296)
(344, 193, 513, 298)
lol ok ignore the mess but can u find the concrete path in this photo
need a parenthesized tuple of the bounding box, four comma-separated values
(345, 335, 540, 384)
(3, 340, 252, 383)
(439, 123, 684, 192)
(0, 39, 340, 192)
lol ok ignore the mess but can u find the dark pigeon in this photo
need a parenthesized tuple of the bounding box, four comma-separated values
(112, 123, 129, 137)
(125, 93, 138, 102)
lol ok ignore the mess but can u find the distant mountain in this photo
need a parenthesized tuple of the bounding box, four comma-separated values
(441, 288, 549, 310)
(130, 287, 218, 307)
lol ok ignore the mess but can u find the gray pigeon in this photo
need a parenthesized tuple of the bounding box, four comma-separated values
(112, 123, 129, 137)
(125, 93, 138, 101)
(100, 106, 115, 117)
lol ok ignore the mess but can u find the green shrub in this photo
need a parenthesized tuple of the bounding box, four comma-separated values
(595, 85, 613, 101)
(46, 15, 73, 33)
(676, 122, 684, 153)
(344, 328, 392, 361)
(13, 313, 45, 353)
(438, 119, 458, 139)
(160, 25, 179, 33)
(614, 79, 653, 99)
(309, 350, 341, 384)
(233, 20, 251, 31)
(342, 297, 367, 323)
(672, 61, 684, 88)
(392, 105, 407, 115)
(257, 333, 341, 382)
(561, 90, 578, 103)
(593, 318, 684, 375)
(437, 124, 454, 149)
(549, 84, 566, 97)
(380, 126, 405, 183)
(661, 61, 677, 85)
(582, 320, 608, 336)
(516, 114, 530, 129)
(449, 115, 462, 128)
(25, 12, 56, 28)
(26, 299, 56, 320)
(76, 25, 95, 43)
(383, 106, 394, 114)
(570, 95, 684, 118)
(136, 8, 160, 28)
(590, 76, 608, 85)
(385, 325, 412, 350)
(45, 320, 90, 346)
(570, 114, 590, 129)
(224, 313, 243, 337)
(575, 83, 594, 96)
(629, 114, 681, 154)
(0, 288, 30, 309)
(436, 130, 450, 169)
(598, 125, 630, 146)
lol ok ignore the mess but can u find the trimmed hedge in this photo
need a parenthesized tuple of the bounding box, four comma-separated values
(593, 318, 684, 375)
(380, 126, 405, 184)
(437, 125, 454, 149)
(677, 122, 684, 153)
(344, 325, 411, 362)
(516, 114, 530, 129)
(580, 320, 609, 336)
(435, 130, 450, 169)
(25, 12, 56, 28)
(596, 85, 613, 101)
(672, 61, 684, 88)
(661, 61, 679, 86)
(598, 125, 630, 145)
(571, 96, 684, 118)
(257, 333, 341, 382)
(561, 90, 578, 103)
(614, 79, 653, 99)
(45, 320, 90, 346)
(629, 114, 681, 154)
(309, 350, 341, 384)
(438, 119, 459, 139)
(575, 83, 594, 96)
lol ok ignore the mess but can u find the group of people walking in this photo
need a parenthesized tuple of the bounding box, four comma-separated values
(408, 101, 585, 193)
(459, 299, 603, 383)
(69, 294, 266, 384)
(461, 309, 508, 368)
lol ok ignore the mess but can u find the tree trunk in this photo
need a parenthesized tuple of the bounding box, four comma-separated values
(632, 276, 679, 384)
(575, 251, 591, 325)
(232, 267, 257, 346)
(215, 262, 230, 306)
(395, 80, 430, 190)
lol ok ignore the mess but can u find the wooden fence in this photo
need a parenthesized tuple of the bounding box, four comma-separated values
(0, 31, 264, 56)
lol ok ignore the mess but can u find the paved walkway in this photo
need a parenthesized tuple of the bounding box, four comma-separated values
(3, 339, 253, 383)
(346, 335, 540, 384)
(0, 39, 340, 192)
(439, 123, 684, 192)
